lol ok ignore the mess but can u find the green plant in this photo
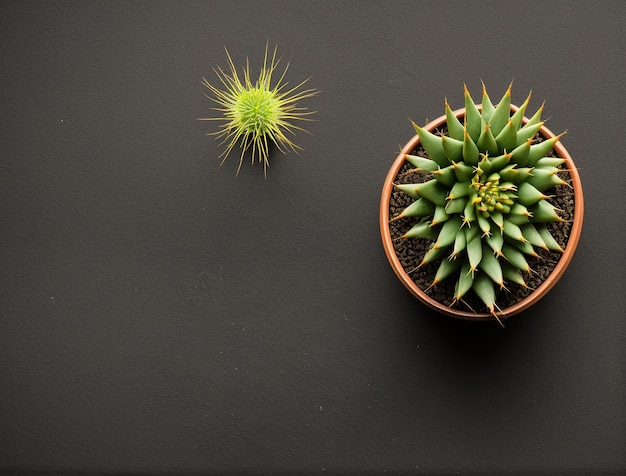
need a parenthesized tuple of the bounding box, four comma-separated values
(200, 43, 318, 176)
(393, 83, 568, 320)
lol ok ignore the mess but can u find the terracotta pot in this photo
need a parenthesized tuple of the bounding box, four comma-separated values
(380, 105, 584, 321)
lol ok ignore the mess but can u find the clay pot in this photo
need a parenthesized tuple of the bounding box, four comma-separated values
(380, 105, 584, 321)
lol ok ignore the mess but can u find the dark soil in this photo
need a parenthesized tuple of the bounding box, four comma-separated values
(387, 133, 575, 315)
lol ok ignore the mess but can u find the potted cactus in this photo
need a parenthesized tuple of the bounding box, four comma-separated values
(380, 84, 584, 324)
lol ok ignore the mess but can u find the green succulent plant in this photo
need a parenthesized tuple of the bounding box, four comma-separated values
(200, 43, 318, 176)
(393, 83, 568, 319)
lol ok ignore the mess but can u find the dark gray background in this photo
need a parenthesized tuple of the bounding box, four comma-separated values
(1, 1, 624, 474)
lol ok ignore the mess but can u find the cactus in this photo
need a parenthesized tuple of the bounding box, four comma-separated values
(200, 43, 318, 176)
(393, 84, 569, 320)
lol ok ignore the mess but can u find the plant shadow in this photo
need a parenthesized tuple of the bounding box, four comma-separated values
(398, 297, 548, 385)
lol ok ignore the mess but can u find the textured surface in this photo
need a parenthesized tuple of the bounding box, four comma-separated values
(1, 1, 624, 474)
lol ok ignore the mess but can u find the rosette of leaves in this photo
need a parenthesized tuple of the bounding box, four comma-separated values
(200, 43, 318, 176)
(393, 84, 568, 319)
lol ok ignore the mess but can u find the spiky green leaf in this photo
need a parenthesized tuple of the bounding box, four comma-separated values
(536, 224, 564, 252)
(448, 181, 472, 199)
(501, 244, 531, 273)
(434, 216, 462, 249)
(477, 213, 492, 236)
(494, 120, 517, 153)
(466, 234, 483, 273)
(531, 199, 563, 223)
(509, 138, 532, 167)
(445, 99, 465, 141)
(510, 91, 532, 130)
(405, 154, 440, 172)
(490, 211, 504, 231)
(472, 272, 497, 315)
(403, 220, 437, 240)
(520, 223, 548, 250)
(517, 121, 543, 144)
(517, 182, 548, 206)
(450, 227, 467, 258)
(462, 129, 480, 165)
(453, 260, 474, 302)
(396, 179, 448, 206)
(479, 244, 504, 287)
(527, 134, 564, 167)
(527, 166, 568, 191)
(464, 84, 483, 141)
(452, 161, 474, 182)
(432, 256, 462, 285)
(511, 238, 539, 258)
(432, 165, 457, 187)
(480, 82, 495, 123)
(432, 205, 450, 225)
(441, 135, 464, 162)
(501, 261, 529, 288)
(535, 157, 565, 168)
(477, 124, 499, 156)
(488, 84, 512, 136)
(485, 231, 504, 256)
(396, 197, 436, 220)
(420, 244, 447, 266)
(489, 153, 512, 171)
(445, 197, 467, 215)
(462, 194, 477, 225)
(413, 123, 449, 167)
(503, 220, 526, 243)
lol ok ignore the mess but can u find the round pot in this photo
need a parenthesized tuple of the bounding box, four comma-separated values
(380, 105, 584, 321)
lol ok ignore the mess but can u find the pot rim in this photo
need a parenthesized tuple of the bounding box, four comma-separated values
(380, 105, 584, 320)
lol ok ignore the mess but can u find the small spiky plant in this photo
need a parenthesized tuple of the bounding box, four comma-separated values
(393, 83, 569, 320)
(200, 43, 318, 176)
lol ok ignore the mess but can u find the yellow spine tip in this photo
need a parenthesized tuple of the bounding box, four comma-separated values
(523, 90, 533, 104)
